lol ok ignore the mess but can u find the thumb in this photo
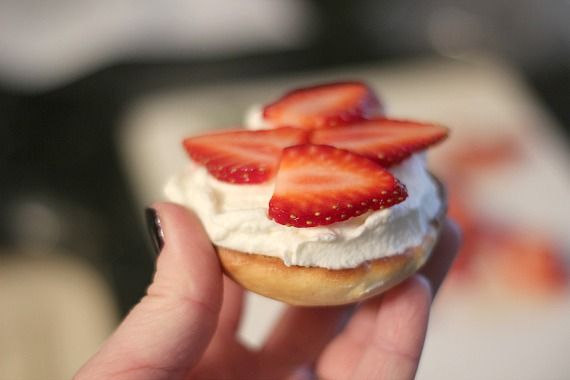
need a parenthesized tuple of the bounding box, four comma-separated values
(75, 202, 223, 380)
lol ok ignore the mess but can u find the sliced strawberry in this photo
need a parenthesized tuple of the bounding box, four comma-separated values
(269, 145, 407, 227)
(183, 127, 308, 184)
(262, 81, 381, 129)
(311, 118, 448, 166)
(496, 232, 568, 295)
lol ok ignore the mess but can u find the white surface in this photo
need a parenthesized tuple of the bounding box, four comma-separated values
(419, 287, 570, 380)
(119, 55, 570, 375)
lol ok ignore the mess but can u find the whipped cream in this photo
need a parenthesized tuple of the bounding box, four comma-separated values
(244, 104, 269, 130)
(165, 152, 441, 269)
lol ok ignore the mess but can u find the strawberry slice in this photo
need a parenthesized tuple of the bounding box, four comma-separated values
(269, 145, 407, 227)
(311, 118, 448, 166)
(262, 81, 381, 129)
(183, 127, 308, 184)
(495, 231, 568, 295)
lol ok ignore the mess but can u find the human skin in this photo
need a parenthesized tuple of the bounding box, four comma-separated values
(74, 202, 460, 380)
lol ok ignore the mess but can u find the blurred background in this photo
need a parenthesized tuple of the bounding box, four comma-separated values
(0, 1, 569, 379)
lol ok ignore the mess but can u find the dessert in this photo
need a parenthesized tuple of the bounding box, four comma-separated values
(166, 81, 448, 306)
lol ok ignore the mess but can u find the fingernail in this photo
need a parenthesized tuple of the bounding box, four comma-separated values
(415, 274, 434, 301)
(145, 208, 164, 255)
(447, 218, 463, 248)
(338, 305, 357, 330)
(290, 365, 316, 380)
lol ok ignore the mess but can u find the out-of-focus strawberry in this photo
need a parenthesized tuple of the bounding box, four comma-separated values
(496, 233, 568, 295)
(263, 81, 381, 129)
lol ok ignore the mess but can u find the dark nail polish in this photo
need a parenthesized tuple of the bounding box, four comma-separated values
(145, 208, 164, 255)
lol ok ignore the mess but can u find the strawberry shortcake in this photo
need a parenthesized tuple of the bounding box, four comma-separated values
(165, 81, 448, 306)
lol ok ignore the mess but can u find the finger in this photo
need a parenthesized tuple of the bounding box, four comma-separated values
(258, 305, 351, 379)
(188, 276, 255, 380)
(75, 203, 223, 380)
(350, 276, 431, 380)
(317, 276, 432, 380)
(191, 276, 246, 365)
(216, 276, 245, 336)
(419, 218, 461, 295)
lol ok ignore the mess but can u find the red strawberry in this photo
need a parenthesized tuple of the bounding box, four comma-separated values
(495, 232, 568, 295)
(183, 127, 308, 184)
(311, 118, 448, 166)
(262, 81, 381, 129)
(269, 145, 407, 227)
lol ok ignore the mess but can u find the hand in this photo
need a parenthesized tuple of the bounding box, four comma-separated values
(75, 202, 460, 380)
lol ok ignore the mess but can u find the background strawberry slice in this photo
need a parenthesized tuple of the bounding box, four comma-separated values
(262, 81, 381, 129)
(311, 118, 448, 166)
(269, 145, 407, 227)
(183, 127, 308, 184)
